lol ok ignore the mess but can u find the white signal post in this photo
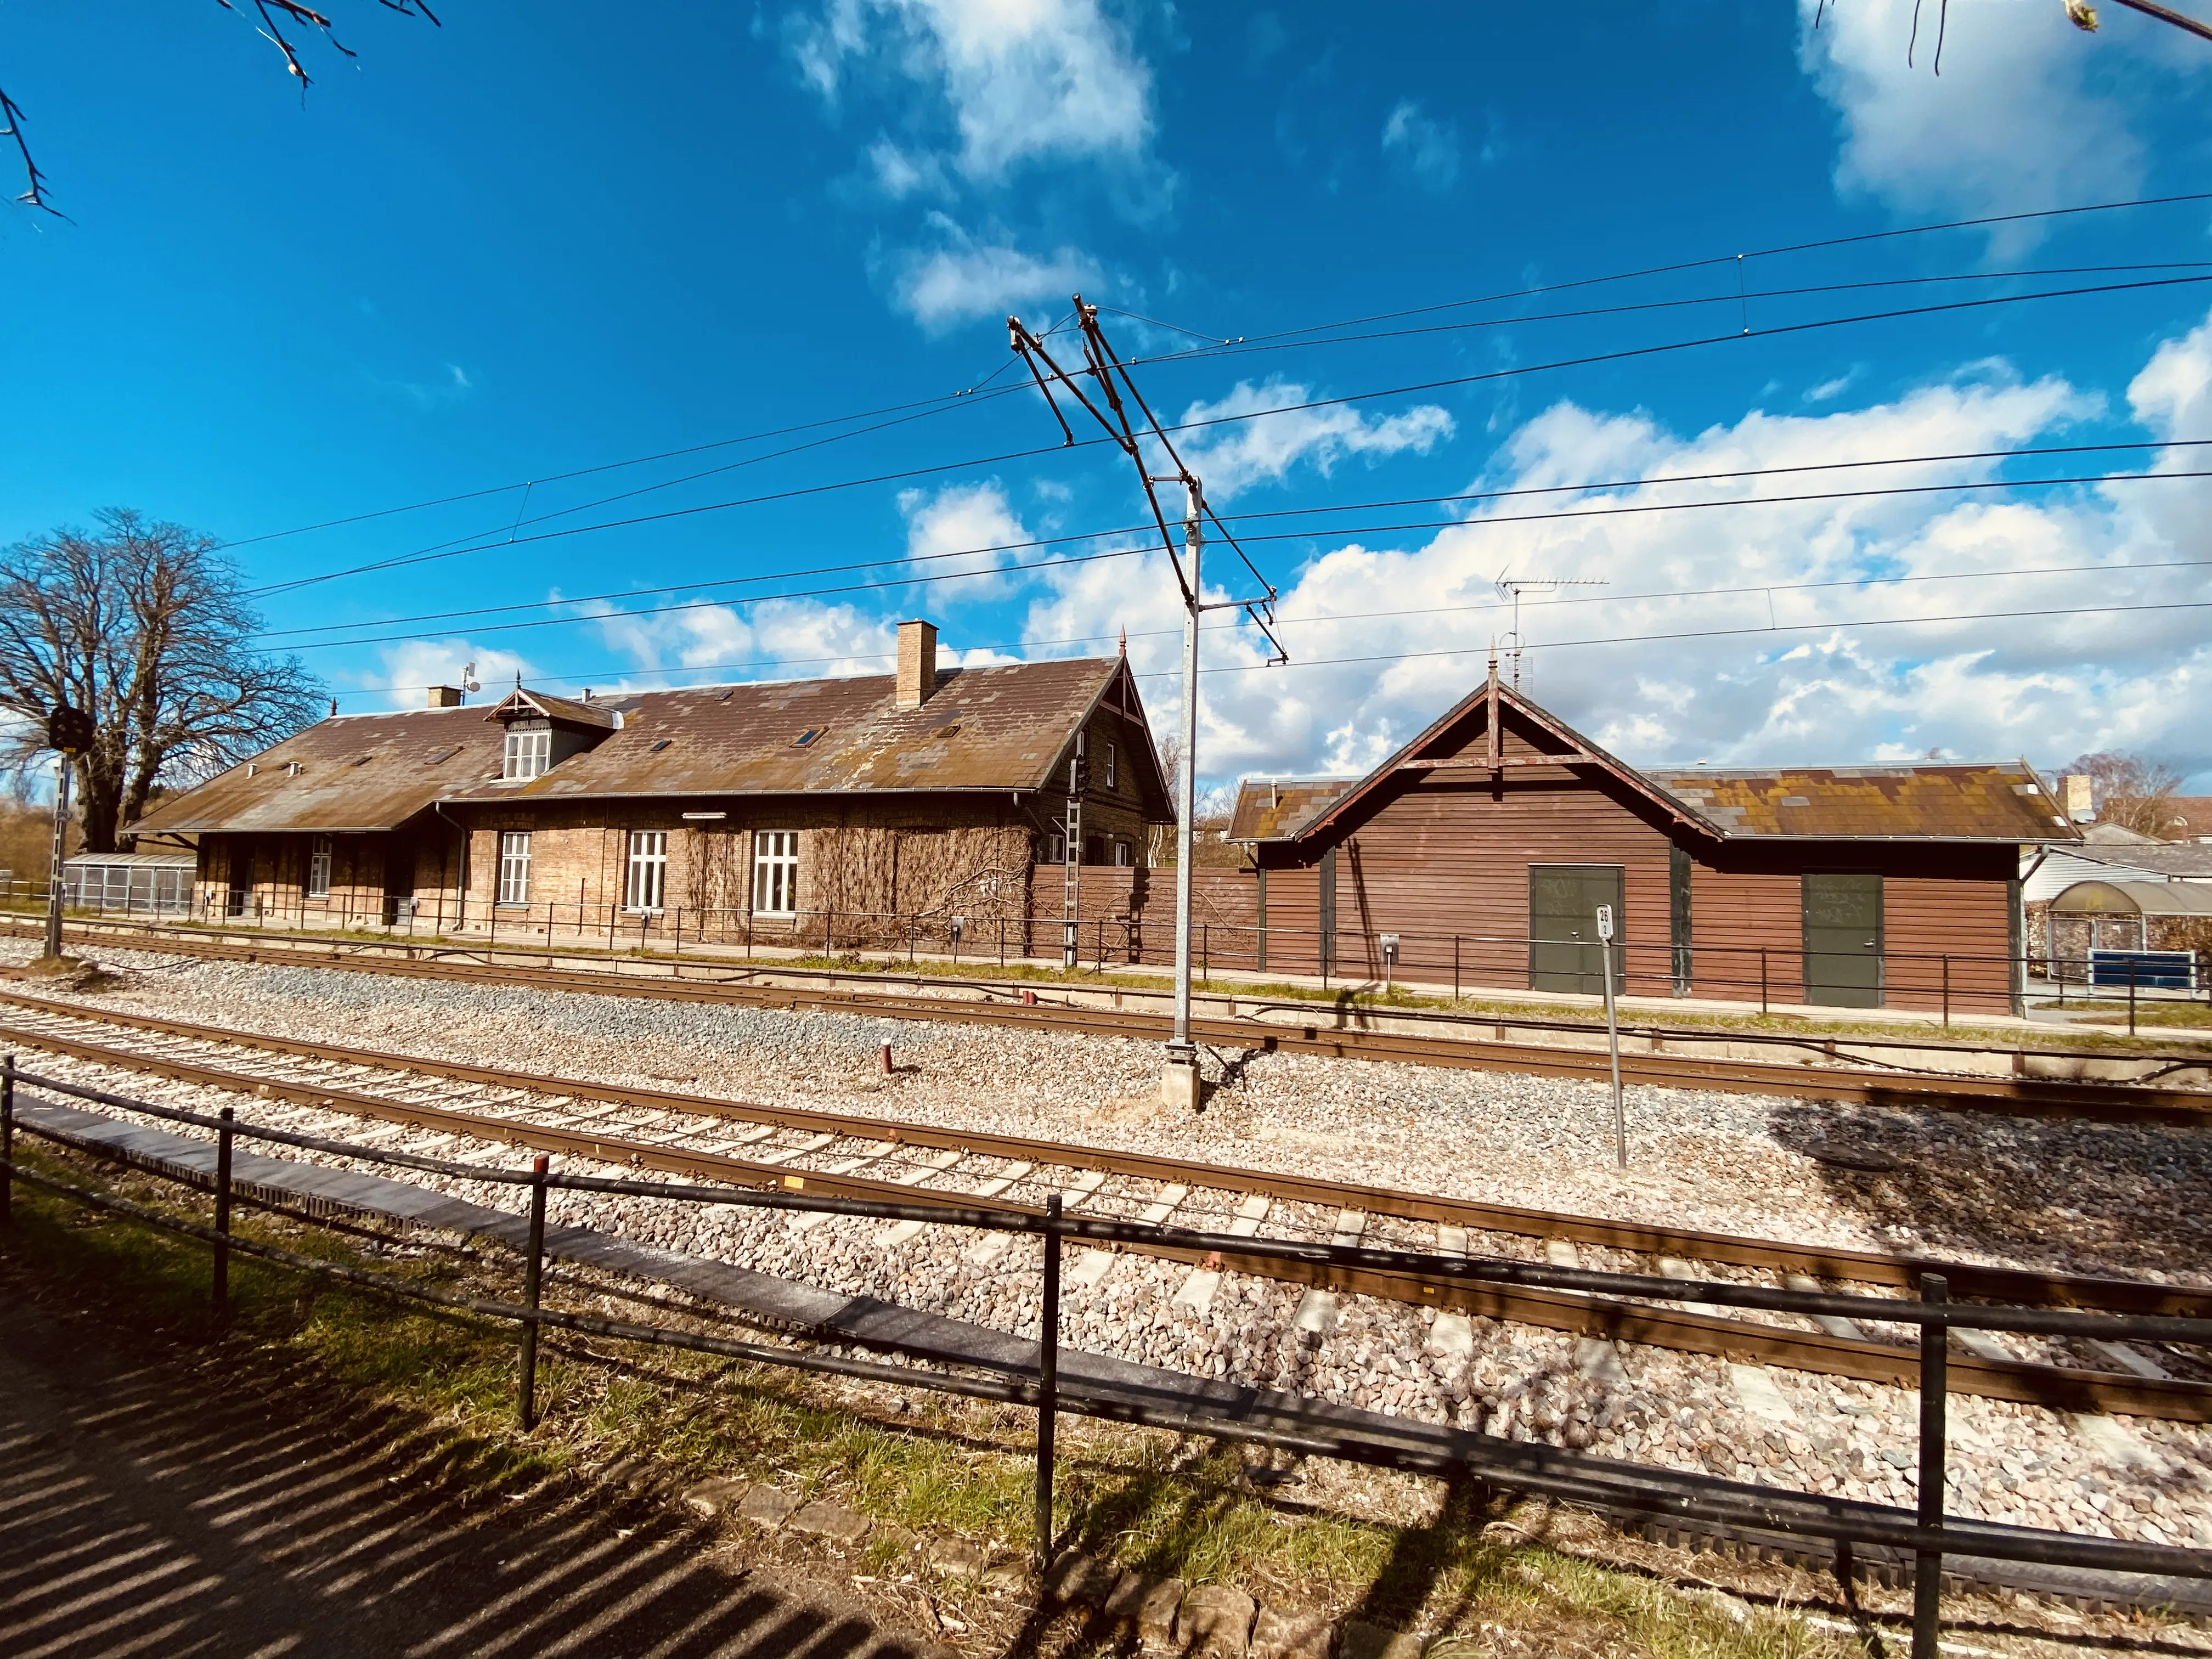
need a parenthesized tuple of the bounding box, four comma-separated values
(1164, 484, 1204, 1107)
(1597, 902, 1626, 1168)
(43, 754, 70, 961)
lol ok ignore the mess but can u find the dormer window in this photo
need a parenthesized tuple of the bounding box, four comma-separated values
(504, 726, 551, 780)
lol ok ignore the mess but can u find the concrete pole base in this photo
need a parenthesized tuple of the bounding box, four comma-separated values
(1159, 1057, 1203, 1113)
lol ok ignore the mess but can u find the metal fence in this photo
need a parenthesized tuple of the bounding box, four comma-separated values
(3, 1056, 2208, 1657)
(10, 878, 2209, 1027)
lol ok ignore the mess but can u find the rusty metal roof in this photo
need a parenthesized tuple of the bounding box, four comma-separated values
(1645, 765, 2080, 842)
(132, 656, 1157, 834)
(1228, 778, 1357, 842)
(128, 706, 502, 835)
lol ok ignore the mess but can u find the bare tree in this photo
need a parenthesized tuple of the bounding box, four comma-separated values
(7, 1, 441, 214)
(2061, 749, 2186, 838)
(0, 509, 326, 852)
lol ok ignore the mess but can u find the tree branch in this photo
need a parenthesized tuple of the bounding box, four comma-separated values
(0, 82, 60, 216)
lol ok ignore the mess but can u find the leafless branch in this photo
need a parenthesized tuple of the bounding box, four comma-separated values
(0, 510, 326, 851)
(0, 82, 59, 215)
(10, 2, 442, 211)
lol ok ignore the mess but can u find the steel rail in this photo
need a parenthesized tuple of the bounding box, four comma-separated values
(29, 910, 2212, 1072)
(9, 917, 2210, 1120)
(8, 1010, 2209, 1421)
(4, 986, 2205, 1316)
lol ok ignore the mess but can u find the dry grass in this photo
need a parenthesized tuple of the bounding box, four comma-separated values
(0, 1140, 1876, 1658)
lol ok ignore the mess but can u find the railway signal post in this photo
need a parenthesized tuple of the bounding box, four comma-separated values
(40, 703, 94, 966)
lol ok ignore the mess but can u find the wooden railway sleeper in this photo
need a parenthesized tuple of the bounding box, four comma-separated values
(9, 1019, 2212, 1423)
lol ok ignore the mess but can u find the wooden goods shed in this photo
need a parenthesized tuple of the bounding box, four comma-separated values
(1225, 666, 2081, 1014)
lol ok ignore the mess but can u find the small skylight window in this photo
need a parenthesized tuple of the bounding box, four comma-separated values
(937, 724, 962, 740)
(794, 729, 820, 747)
(650, 738, 673, 752)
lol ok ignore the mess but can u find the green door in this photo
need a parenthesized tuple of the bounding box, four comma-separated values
(1802, 873, 1883, 1008)
(1529, 865, 1623, 995)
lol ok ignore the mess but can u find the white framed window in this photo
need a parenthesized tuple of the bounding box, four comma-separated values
(307, 836, 333, 898)
(1104, 741, 1118, 791)
(752, 830, 799, 915)
(1043, 832, 1066, 866)
(625, 830, 669, 913)
(497, 832, 532, 905)
(503, 727, 551, 781)
(1113, 840, 1132, 867)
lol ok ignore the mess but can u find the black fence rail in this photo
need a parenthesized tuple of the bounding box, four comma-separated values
(2, 1057, 2208, 1656)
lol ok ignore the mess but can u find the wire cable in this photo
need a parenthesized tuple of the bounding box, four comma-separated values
(213, 190, 2212, 573)
(261, 456, 2211, 650)
(242, 273, 2212, 602)
(328, 552, 2212, 698)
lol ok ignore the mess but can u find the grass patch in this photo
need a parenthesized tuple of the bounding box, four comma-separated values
(1, 1143, 1855, 1657)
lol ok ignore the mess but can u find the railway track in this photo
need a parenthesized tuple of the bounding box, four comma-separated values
(4, 988, 2208, 1423)
(12, 916, 2212, 1121)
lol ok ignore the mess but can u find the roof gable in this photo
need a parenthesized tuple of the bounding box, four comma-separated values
(1239, 668, 2088, 849)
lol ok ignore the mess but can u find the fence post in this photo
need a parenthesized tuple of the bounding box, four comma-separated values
(1453, 935, 1460, 1001)
(1913, 1271, 1949, 1659)
(2, 1053, 14, 1228)
(1941, 957, 1950, 1028)
(1202, 923, 1209, 983)
(1759, 949, 1769, 1015)
(1034, 1192, 1063, 1573)
(2129, 963, 2138, 1037)
(213, 1107, 235, 1317)
(519, 1154, 549, 1430)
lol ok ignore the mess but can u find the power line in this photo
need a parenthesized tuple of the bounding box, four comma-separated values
(1139, 189, 2212, 354)
(217, 190, 2212, 581)
(331, 553, 2212, 698)
(1125, 599, 2212, 681)
(259, 435, 2211, 642)
(263, 459, 2212, 652)
(240, 272, 2212, 603)
(1126, 261, 2212, 368)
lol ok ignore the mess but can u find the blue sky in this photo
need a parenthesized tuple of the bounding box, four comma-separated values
(4, 0, 2211, 792)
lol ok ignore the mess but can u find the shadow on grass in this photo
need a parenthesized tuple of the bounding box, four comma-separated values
(0, 1174, 934, 1659)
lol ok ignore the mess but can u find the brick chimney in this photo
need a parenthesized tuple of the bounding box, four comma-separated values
(895, 619, 938, 709)
(2062, 774, 2095, 822)
(427, 685, 465, 709)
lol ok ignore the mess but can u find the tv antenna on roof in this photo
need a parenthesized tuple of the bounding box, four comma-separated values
(1493, 571, 1609, 689)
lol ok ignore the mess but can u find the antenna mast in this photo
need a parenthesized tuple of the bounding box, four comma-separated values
(1493, 573, 1609, 689)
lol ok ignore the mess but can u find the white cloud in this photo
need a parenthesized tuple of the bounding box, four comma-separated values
(1797, 0, 2143, 241)
(1034, 314, 2212, 792)
(365, 640, 534, 707)
(1173, 380, 1457, 499)
(793, 0, 1154, 182)
(891, 217, 1098, 330)
(1381, 99, 1460, 191)
(896, 479, 1035, 599)
(865, 137, 951, 199)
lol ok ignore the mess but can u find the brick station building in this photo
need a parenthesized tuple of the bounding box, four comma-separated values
(128, 620, 1172, 939)
(1223, 665, 2083, 1014)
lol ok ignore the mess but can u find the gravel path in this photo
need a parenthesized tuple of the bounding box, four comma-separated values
(6, 940, 2209, 1553)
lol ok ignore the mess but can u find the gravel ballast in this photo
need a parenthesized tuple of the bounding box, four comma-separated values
(4, 939, 2208, 1555)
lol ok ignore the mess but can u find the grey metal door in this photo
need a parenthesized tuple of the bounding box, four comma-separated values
(1529, 865, 1623, 995)
(1802, 872, 1883, 1007)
